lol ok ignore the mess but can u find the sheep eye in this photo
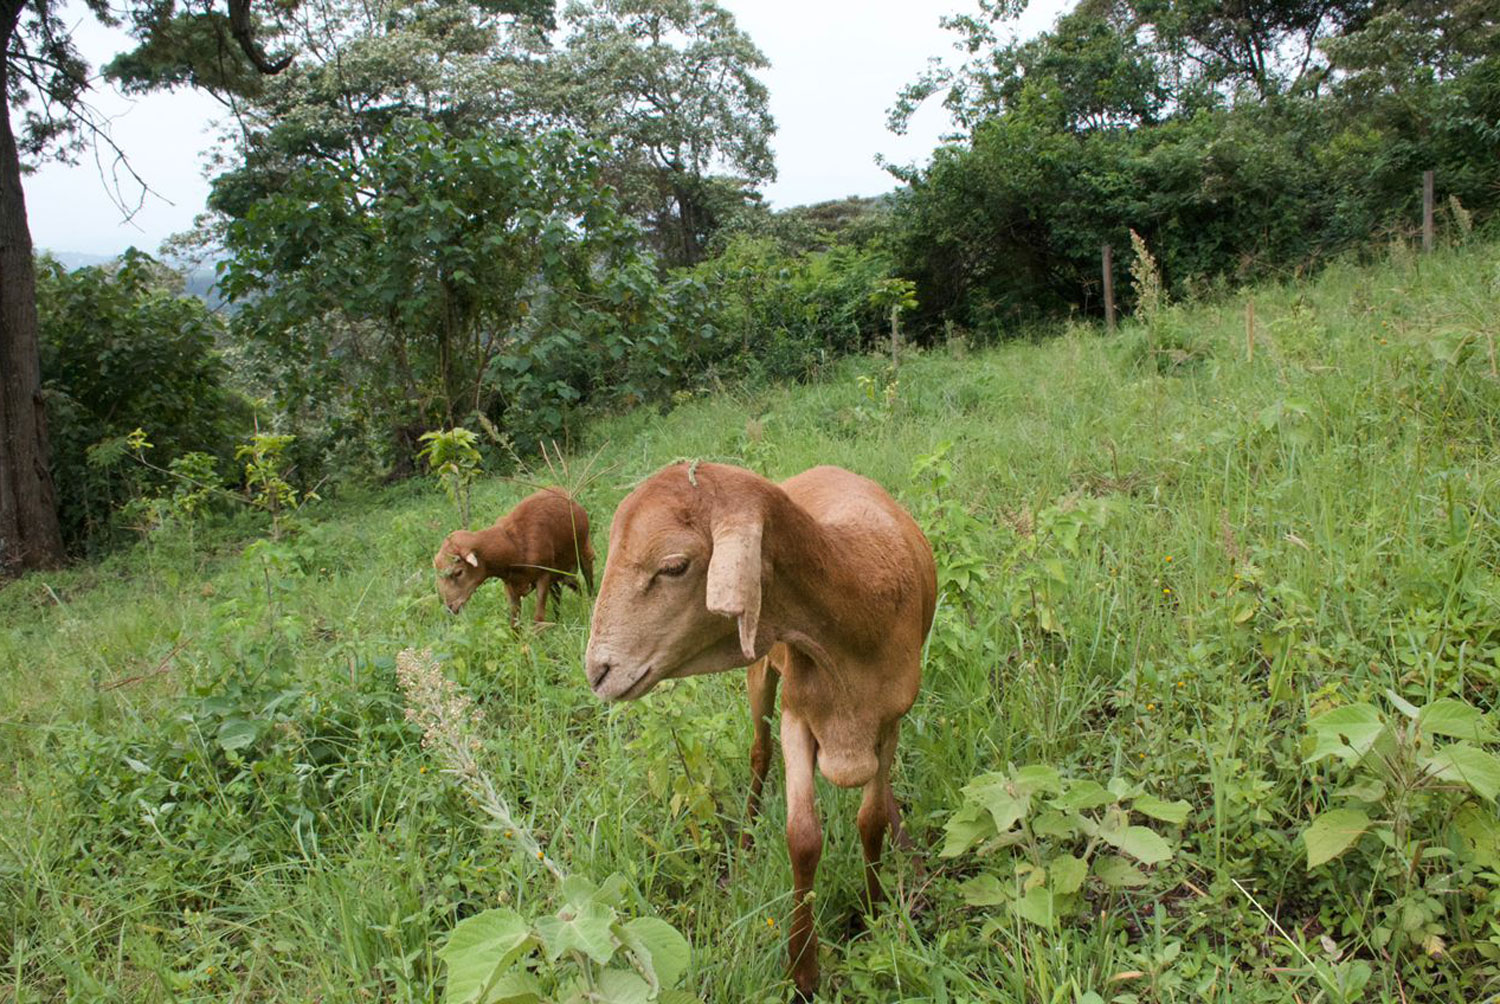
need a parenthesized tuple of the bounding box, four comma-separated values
(657, 556, 690, 578)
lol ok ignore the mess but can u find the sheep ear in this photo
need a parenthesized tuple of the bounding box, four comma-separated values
(463, 551, 479, 568)
(706, 513, 763, 662)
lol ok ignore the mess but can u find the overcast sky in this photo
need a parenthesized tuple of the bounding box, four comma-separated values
(24, 0, 1068, 258)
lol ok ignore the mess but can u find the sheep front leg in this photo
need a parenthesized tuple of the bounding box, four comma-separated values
(857, 723, 903, 910)
(742, 656, 780, 849)
(781, 714, 822, 1001)
(504, 582, 523, 629)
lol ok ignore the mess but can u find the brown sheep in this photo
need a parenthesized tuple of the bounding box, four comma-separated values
(433, 487, 595, 626)
(582, 462, 936, 998)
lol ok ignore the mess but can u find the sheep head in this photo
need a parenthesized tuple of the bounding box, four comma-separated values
(584, 464, 768, 701)
(433, 531, 485, 613)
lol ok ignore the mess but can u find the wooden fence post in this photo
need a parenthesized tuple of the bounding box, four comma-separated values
(1103, 244, 1116, 332)
(1423, 170, 1435, 253)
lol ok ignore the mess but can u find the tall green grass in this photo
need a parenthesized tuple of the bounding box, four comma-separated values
(3, 240, 1499, 1001)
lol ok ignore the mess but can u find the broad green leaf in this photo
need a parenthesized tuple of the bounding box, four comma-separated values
(1013, 764, 1063, 794)
(941, 802, 995, 858)
(1093, 855, 1148, 888)
(438, 908, 536, 1004)
(1421, 744, 1500, 801)
(1012, 885, 1054, 928)
(593, 968, 650, 1004)
(959, 874, 1008, 907)
(561, 875, 598, 909)
(217, 718, 260, 752)
(1333, 779, 1386, 804)
(594, 873, 631, 908)
(1304, 704, 1385, 764)
(1049, 854, 1087, 895)
(1131, 795, 1191, 825)
(982, 789, 1029, 833)
(1100, 824, 1172, 864)
(470, 974, 541, 1004)
(1053, 780, 1113, 811)
(1031, 810, 1076, 838)
(1304, 808, 1371, 869)
(1453, 806, 1500, 869)
(1417, 699, 1498, 743)
(617, 916, 690, 989)
(536, 902, 617, 965)
(1384, 688, 1420, 719)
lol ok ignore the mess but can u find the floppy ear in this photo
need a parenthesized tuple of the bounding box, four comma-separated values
(706, 511, 764, 662)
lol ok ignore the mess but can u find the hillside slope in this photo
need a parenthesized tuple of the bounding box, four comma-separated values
(4, 242, 1499, 1001)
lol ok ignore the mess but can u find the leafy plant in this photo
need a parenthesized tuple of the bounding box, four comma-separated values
(998, 496, 1111, 640)
(1302, 692, 1500, 957)
(943, 764, 1188, 931)
(395, 649, 702, 1004)
(439, 874, 699, 1004)
(236, 431, 312, 538)
(419, 428, 484, 527)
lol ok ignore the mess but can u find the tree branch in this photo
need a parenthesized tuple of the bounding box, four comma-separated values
(227, 0, 291, 75)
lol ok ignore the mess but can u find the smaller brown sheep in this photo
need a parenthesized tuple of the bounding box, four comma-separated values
(433, 487, 595, 625)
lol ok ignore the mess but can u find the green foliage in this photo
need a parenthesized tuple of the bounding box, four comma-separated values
(222, 120, 648, 458)
(37, 250, 244, 552)
(668, 235, 900, 386)
(1301, 692, 1500, 958)
(419, 428, 485, 527)
(438, 877, 698, 1003)
(944, 764, 1187, 931)
(236, 431, 312, 538)
(549, 0, 775, 266)
(892, 3, 1500, 334)
(9, 245, 1500, 1000)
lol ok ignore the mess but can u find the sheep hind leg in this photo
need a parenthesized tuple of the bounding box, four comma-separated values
(580, 549, 596, 595)
(741, 655, 780, 850)
(532, 573, 555, 625)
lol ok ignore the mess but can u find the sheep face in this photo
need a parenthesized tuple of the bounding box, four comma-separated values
(584, 471, 765, 701)
(433, 532, 485, 613)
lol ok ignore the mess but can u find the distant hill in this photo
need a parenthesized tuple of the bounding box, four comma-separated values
(39, 248, 226, 309)
(44, 250, 118, 270)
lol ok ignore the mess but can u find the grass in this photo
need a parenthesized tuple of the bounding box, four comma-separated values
(4, 239, 1500, 1002)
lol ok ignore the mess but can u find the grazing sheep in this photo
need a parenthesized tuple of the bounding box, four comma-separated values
(583, 461, 936, 998)
(433, 487, 595, 625)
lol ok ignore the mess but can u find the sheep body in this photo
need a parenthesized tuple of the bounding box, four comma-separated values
(584, 462, 935, 998)
(434, 487, 594, 624)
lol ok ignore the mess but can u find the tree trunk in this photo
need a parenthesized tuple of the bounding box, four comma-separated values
(0, 3, 66, 573)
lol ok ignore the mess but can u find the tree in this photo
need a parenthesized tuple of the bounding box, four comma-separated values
(183, 0, 559, 228)
(220, 120, 653, 456)
(0, 0, 298, 572)
(1131, 0, 1377, 98)
(549, 0, 775, 266)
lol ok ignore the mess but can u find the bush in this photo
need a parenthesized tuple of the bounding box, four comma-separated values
(37, 250, 246, 552)
(893, 56, 1500, 333)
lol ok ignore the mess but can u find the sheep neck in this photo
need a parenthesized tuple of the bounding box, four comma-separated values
(757, 487, 890, 668)
(471, 522, 519, 573)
